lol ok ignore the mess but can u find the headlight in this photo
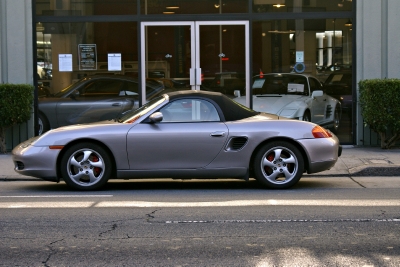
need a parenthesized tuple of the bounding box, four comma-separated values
(19, 136, 40, 148)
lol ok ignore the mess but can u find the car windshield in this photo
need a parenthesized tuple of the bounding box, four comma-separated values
(252, 74, 309, 95)
(118, 95, 167, 123)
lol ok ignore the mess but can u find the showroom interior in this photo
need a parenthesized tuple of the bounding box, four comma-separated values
(1, 0, 400, 150)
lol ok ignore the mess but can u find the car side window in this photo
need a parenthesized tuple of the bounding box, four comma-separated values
(81, 80, 123, 96)
(121, 81, 139, 96)
(309, 78, 322, 93)
(160, 99, 220, 123)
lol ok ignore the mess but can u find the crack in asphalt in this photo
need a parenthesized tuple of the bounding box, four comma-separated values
(43, 239, 64, 267)
(99, 223, 118, 237)
(349, 176, 367, 188)
(146, 209, 159, 223)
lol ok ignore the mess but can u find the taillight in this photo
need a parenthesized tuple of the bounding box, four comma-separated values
(312, 126, 332, 138)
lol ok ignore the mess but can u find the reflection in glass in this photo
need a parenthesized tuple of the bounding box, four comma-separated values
(35, 0, 137, 16)
(252, 19, 353, 143)
(36, 22, 138, 94)
(141, 0, 248, 14)
(253, 0, 352, 13)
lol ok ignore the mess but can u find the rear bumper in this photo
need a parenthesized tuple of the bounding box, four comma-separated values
(298, 137, 341, 174)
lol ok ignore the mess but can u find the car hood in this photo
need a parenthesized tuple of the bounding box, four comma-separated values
(32, 120, 130, 146)
(234, 95, 306, 114)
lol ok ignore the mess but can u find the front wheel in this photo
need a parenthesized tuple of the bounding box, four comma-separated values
(253, 141, 304, 189)
(60, 143, 112, 190)
(302, 111, 311, 122)
(331, 107, 340, 134)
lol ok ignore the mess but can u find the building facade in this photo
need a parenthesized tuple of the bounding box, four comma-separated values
(0, 0, 399, 150)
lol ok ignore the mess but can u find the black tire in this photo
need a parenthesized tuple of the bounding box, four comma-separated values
(60, 143, 112, 190)
(38, 113, 50, 135)
(253, 141, 304, 189)
(302, 110, 311, 122)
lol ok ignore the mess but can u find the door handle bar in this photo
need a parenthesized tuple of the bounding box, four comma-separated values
(210, 131, 225, 137)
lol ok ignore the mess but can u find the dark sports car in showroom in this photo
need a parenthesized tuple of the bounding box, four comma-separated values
(38, 75, 164, 135)
(323, 70, 352, 115)
(13, 90, 341, 191)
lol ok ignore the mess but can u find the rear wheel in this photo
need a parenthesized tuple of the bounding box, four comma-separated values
(253, 141, 304, 189)
(60, 143, 112, 190)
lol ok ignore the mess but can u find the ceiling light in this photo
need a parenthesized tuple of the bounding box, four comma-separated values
(273, 4, 285, 7)
(163, 11, 175, 14)
(166, 6, 179, 9)
(36, 22, 45, 32)
(345, 19, 352, 27)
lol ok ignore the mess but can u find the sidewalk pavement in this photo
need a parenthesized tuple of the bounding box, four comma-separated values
(0, 146, 399, 181)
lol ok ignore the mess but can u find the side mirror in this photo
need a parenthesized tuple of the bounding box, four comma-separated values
(234, 90, 241, 98)
(311, 90, 323, 98)
(149, 112, 163, 123)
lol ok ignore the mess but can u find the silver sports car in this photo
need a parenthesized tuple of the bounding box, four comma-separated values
(13, 90, 342, 190)
(234, 73, 342, 133)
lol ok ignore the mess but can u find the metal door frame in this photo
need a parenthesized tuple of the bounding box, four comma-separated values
(141, 21, 250, 107)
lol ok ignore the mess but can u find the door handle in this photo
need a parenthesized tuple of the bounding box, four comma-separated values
(112, 103, 122, 106)
(210, 131, 225, 137)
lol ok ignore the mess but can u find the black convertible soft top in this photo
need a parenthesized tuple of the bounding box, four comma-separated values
(166, 90, 259, 122)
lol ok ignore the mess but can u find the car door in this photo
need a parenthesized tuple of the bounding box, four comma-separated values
(309, 77, 326, 124)
(55, 79, 127, 127)
(126, 98, 228, 169)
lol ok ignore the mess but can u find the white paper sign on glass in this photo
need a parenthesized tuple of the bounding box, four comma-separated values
(108, 53, 122, 71)
(296, 51, 304, 62)
(59, 54, 73, 72)
(287, 83, 304, 93)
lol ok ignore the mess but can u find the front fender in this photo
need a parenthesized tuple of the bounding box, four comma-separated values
(278, 101, 309, 120)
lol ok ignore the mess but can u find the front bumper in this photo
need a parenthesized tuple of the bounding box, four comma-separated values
(12, 145, 60, 181)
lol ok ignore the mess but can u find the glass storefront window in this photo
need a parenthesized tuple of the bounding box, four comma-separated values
(252, 18, 353, 143)
(141, 0, 248, 14)
(36, 22, 138, 94)
(253, 0, 352, 13)
(33, 0, 354, 144)
(35, 0, 137, 16)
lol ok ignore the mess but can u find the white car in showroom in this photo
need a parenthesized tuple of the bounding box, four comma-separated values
(234, 73, 341, 133)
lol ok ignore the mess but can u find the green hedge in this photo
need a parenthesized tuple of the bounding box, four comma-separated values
(0, 84, 34, 153)
(359, 79, 400, 148)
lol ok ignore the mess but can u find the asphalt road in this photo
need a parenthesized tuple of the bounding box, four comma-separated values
(1, 179, 400, 266)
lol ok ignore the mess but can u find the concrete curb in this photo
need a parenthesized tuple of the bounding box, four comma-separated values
(349, 164, 400, 176)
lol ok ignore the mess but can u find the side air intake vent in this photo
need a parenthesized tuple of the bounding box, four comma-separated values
(226, 137, 248, 151)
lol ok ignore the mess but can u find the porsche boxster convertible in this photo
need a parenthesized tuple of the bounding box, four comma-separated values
(13, 90, 341, 190)
(234, 73, 342, 133)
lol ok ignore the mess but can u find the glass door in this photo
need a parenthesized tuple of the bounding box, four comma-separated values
(141, 21, 249, 106)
